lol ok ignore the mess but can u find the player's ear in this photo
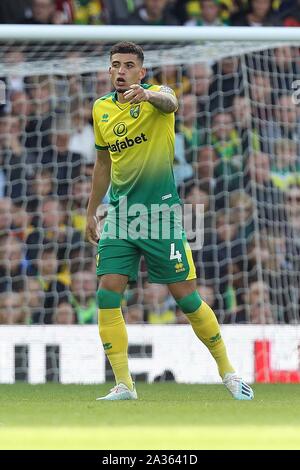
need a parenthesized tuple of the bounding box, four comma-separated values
(108, 66, 112, 76)
(140, 67, 146, 81)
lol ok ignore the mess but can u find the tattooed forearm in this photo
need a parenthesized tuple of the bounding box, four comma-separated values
(147, 90, 178, 113)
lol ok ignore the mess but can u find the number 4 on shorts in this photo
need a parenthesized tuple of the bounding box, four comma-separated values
(170, 243, 182, 262)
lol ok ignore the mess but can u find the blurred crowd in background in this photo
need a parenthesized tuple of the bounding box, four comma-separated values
(0, 0, 300, 27)
(0, 0, 300, 326)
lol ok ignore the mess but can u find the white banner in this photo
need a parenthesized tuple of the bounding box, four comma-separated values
(0, 325, 299, 384)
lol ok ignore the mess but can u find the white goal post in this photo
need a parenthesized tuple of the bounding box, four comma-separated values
(1, 25, 300, 42)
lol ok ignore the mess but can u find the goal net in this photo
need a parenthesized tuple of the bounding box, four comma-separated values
(0, 27, 300, 383)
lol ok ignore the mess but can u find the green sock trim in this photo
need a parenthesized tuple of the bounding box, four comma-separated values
(176, 291, 202, 314)
(97, 289, 122, 309)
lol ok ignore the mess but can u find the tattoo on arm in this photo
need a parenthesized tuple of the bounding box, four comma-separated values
(147, 88, 178, 113)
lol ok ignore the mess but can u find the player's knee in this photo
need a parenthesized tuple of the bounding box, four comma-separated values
(176, 290, 202, 314)
(97, 289, 122, 309)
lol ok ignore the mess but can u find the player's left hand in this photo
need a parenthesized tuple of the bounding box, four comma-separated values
(123, 84, 150, 104)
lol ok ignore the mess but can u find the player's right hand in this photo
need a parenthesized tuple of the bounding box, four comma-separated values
(85, 215, 100, 247)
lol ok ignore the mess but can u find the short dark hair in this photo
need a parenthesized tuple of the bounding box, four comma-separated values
(110, 42, 144, 64)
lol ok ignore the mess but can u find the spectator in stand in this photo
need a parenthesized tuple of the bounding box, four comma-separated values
(0, 233, 28, 294)
(42, 115, 82, 201)
(55, 0, 74, 23)
(29, 242, 69, 324)
(0, 0, 30, 23)
(244, 151, 285, 231)
(3, 50, 26, 96)
(232, 95, 260, 157)
(149, 60, 191, 98)
(247, 231, 294, 323)
(177, 94, 202, 164)
(285, 185, 300, 239)
(268, 94, 300, 147)
(185, 0, 228, 26)
(11, 200, 33, 243)
(277, 0, 300, 26)
(0, 291, 28, 324)
(209, 56, 243, 112)
(107, 0, 137, 25)
(168, 0, 189, 24)
(69, 175, 91, 236)
(230, 0, 277, 26)
(249, 72, 274, 152)
(95, 71, 112, 97)
(209, 111, 244, 204)
(250, 72, 273, 115)
(193, 145, 218, 183)
(27, 169, 53, 225)
(0, 197, 12, 235)
(181, 179, 216, 284)
(128, 0, 180, 25)
(69, 101, 95, 164)
(211, 111, 242, 169)
(10, 91, 31, 136)
(24, 276, 45, 324)
(271, 46, 299, 93)
(0, 153, 6, 196)
(53, 300, 77, 324)
(173, 140, 194, 186)
(0, 232, 9, 293)
(6, 235, 28, 290)
(174, 305, 189, 324)
(247, 280, 274, 324)
(185, 0, 248, 24)
(68, 243, 95, 275)
(122, 282, 144, 324)
(21, 0, 66, 24)
(188, 62, 213, 99)
(28, 168, 54, 214)
(143, 281, 176, 324)
(227, 191, 256, 307)
(72, 0, 108, 24)
(66, 73, 83, 112)
(26, 196, 82, 275)
(197, 283, 218, 314)
(181, 179, 214, 254)
(25, 76, 53, 155)
(70, 267, 97, 324)
(125, 304, 144, 324)
(270, 139, 300, 191)
(53, 62, 85, 114)
(229, 191, 255, 241)
(285, 184, 300, 267)
(0, 114, 11, 152)
(0, 234, 29, 293)
(0, 115, 31, 201)
(200, 208, 244, 316)
(188, 63, 213, 126)
(237, 277, 274, 324)
(285, 185, 300, 322)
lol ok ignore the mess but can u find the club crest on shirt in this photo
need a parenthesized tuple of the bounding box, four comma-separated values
(130, 105, 140, 119)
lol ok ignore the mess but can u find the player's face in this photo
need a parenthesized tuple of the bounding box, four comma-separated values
(109, 53, 146, 93)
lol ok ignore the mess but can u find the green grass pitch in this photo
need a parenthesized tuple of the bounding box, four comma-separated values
(0, 383, 300, 449)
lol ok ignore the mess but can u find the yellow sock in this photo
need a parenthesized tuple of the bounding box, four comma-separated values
(98, 307, 133, 390)
(186, 301, 235, 379)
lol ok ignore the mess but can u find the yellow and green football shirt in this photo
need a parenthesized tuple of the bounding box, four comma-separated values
(92, 84, 181, 211)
